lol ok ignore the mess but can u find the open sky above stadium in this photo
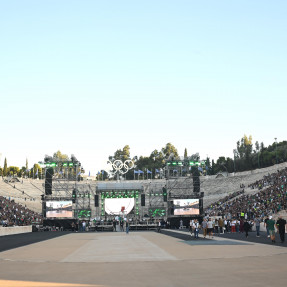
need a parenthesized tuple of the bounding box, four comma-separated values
(0, 0, 286, 175)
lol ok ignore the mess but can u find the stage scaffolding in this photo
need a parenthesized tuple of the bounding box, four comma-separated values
(146, 181, 167, 218)
(39, 155, 204, 221)
(40, 154, 96, 220)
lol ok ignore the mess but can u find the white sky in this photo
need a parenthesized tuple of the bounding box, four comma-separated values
(1, 1, 286, 175)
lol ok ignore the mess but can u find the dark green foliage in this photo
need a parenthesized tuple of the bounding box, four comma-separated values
(3, 158, 8, 176)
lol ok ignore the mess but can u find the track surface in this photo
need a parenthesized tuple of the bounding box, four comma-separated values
(0, 231, 286, 287)
(0, 231, 70, 252)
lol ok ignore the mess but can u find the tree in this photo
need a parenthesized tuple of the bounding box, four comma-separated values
(3, 158, 8, 176)
(254, 141, 260, 168)
(149, 149, 165, 168)
(53, 151, 69, 161)
(236, 135, 253, 158)
(33, 163, 42, 179)
(184, 148, 188, 159)
(215, 157, 228, 173)
(211, 159, 215, 175)
(236, 135, 253, 170)
(189, 153, 200, 162)
(8, 166, 20, 176)
(108, 145, 131, 179)
(110, 145, 131, 162)
(19, 166, 26, 177)
(205, 157, 211, 175)
(26, 158, 28, 171)
(255, 141, 260, 153)
(161, 143, 179, 159)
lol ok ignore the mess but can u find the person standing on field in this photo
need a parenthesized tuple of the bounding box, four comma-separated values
(267, 216, 276, 243)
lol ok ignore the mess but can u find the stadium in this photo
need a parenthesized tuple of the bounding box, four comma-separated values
(1, 155, 286, 231)
(1, 1, 287, 286)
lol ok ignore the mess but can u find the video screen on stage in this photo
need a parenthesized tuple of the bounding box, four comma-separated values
(76, 209, 91, 218)
(173, 199, 199, 215)
(105, 198, 134, 215)
(149, 208, 166, 217)
(46, 200, 73, 218)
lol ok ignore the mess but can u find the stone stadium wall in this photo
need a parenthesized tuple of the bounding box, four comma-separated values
(0, 226, 32, 236)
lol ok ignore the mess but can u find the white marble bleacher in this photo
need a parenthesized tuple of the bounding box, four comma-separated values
(201, 162, 287, 206)
(0, 178, 43, 212)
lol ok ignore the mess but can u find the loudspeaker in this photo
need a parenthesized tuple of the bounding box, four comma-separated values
(72, 189, 77, 203)
(193, 177, 200, 193)
(94, 195, 99, 207)
(199, 198, 203, 215)
(141, 194, 145, 206)
(45, 168, 53, 195)
(192, 168, 200, 193)
(163, 187, 167, 202)
(169, 201, 174, 215)
(42, 201, 46, 218)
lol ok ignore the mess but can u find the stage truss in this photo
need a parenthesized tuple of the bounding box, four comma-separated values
(41, 155, 97, 220)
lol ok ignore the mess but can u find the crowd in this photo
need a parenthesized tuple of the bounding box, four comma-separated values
(0, 195, 42, 226)
(206, 168, 287, 219)
(188, 215, 286, 243)
(205, 189, 245, 213)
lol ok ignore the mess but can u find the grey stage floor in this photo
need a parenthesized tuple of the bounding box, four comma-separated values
(0, 230, 286, 287)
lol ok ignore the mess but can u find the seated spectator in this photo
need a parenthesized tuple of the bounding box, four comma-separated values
(0, 195, 42, 226)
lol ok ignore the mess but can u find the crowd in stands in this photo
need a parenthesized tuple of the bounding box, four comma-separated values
(205, 189, 245, 213)
(248, 173, 279, 190)
(0, 195, 42, 227)
(206, 168, 287, 219)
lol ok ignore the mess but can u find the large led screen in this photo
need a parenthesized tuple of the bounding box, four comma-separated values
(173, 199, 199, 215)
(46, 200, 73, 218)
(105, 198, 134, 215)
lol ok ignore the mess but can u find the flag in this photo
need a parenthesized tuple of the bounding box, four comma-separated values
(155, 169, 160, 173)
(147, 169, 152, 174)
(138, 170, 144, 174)
(89, 171, 90, 176)
(59, 171, 63, 174)
(97, 171, 100, 175)
(198, 167, 203, 172)
(134, 170, 139, 174)
(35, 169, 38, 176)
(102, 170, 104, 175)
(77, 171, 81, 176)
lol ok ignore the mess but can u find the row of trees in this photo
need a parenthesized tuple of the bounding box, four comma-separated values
(1, 138, 286, 179)
(213, 136, 287, 174)
(0, 151, 76, 178)
(103, 136, 287, 180)
(0, 157, 43, 178)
